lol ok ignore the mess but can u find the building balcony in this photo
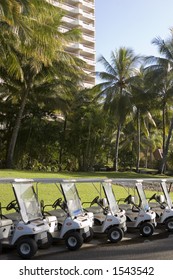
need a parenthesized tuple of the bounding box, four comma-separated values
(69, 0, 94, 11)
(82, 33, 95, 45)
(67, 43, 95, 55)
(79, 55, 95, 67)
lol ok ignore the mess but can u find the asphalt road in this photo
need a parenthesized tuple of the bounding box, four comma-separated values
(1, 229, 173, 260)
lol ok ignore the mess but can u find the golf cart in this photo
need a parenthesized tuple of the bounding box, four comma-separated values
(116, 179, 157, 237)
(148, 179, 173, 232)
(37, 179, 94, 251)
(83, 179, 127, 243)
(0, 179, 50, 259)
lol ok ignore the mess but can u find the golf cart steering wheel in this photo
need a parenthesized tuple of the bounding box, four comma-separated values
(6, 200, 19, 212)
(149, 193, 157, 202)
(132, 204, 140, 212)
(52, 198, 62, 209)
(90, 196, 99, 206)
(124, 195, 132, 204)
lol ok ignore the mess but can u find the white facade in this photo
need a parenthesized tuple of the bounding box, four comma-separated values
(54, 0, 95, 88)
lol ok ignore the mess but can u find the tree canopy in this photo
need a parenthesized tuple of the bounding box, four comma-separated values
(1, 2, 173, 174)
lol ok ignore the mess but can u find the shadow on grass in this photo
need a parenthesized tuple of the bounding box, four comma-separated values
(0, 169, 168, 180)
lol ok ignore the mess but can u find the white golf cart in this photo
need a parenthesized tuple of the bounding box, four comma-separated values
(36, 179, 94, 251)
(147, 179, 173, 232)
(116, 179, 157, 237)
(0, 178, 50, 259)
(83, 179, 127, 243)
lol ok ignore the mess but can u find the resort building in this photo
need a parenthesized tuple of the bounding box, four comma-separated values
(53, 0, 96, 88)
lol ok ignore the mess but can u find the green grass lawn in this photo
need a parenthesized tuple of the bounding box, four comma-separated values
(0, 169, 172, 214)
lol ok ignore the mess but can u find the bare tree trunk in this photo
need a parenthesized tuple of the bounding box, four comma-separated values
(114, 123, 121, 171)
(59, 116, 67, 171)
(136, 109, 141, 172)
(158, 116, 173, 174)
(6, 89, 29, 168)
(162, 103, 166, 151)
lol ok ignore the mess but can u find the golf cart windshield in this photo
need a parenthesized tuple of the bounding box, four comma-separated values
(136, 182, 150, 211)
(102, 182, 119, 214)
(161, 181, 173, 209)
(61, 182, 84, 218)
(13, 182, 42, 223)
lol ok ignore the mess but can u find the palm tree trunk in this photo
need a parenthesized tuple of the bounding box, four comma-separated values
(114, 123, 121, 171)
(158, 116, 173, 174)
(162, 103, 166, 151)
(6, 89, 29, 168)
(84, 122, 91, 171)
(136, 109, 141, 172)
(59, 115, 67, 171)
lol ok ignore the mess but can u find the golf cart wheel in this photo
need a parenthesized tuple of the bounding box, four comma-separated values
(38, 232, 53, 249)
(16, 238, 38, 259)
(165, 218, 173, 232)
(107, 227, 124, 243)
(83, 227, 94, 243)
(65, 231, 83, 251)
(140, 222, 154, 237)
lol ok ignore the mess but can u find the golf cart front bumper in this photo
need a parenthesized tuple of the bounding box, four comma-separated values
(151, 218, 157, 227)
(36, 231, 49, 246)
(148, 210, 157, 227)
(120, 221, 127, 232)
(80, 226, 91, 239)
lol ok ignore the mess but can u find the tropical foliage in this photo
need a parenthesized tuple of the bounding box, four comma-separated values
(1, 2, 173, 174)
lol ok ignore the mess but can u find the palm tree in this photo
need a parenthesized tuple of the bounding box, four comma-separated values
(0, 0, 26, 79)
(96, 47, 141, 171)
(130, 66, 156, 171)
(144, 30, 173, 173)
(0, 0, 84, 168)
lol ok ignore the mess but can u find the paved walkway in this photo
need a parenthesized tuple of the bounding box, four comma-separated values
(0, 229, 167, 260)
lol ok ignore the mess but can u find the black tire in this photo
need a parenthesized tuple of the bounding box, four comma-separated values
(165, 218, 173, 232)
(16, 238, 38, 259)
(107, 227, 124, 243)
(38, 232, 53, 249)
(140, 222, 154, 237)
(65, 231, 83, 251)
(83, 227, 94, 243)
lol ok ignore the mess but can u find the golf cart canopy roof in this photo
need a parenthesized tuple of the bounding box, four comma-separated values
(0, 177, 172, 186)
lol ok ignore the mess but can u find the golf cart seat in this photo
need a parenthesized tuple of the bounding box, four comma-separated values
(149, 194, 166, 211)
(125, 211, 138, 221)
(5, 212, 21, 221)
(0, 219, 13, 227)
(85, 197, 108, 214)
(149, 202, 165, 214)
(149, 202, 160, 208)
(0, 219, 13, 239)
(49, 209, 66, 218)
(85, 206, 103, 214)
(118, 204, 132, 211)
(119, 195, 139, 211)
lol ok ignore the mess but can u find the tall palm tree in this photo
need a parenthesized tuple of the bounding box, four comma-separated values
(1, 0, 84, 168)
(96, 47, 141, 171)
(144, 30, 173, 173)
(130, 66, 156, 171)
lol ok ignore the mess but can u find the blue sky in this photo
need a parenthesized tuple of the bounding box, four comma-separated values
(95, 0, 173, 71)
